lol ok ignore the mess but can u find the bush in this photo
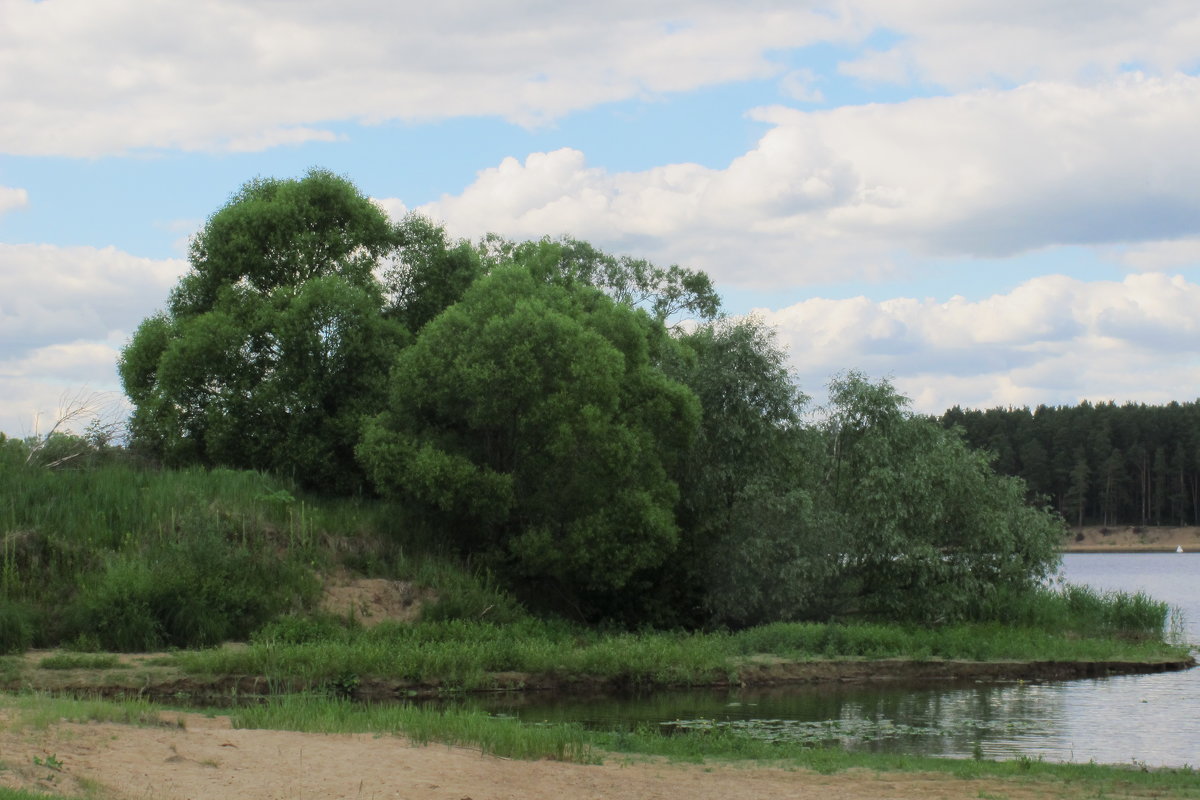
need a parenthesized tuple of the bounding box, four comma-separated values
(252, 614, 353, 645)
(64, 516, 318, 651)
(418, 567, 528, 625)
(0, 601, 35, 654)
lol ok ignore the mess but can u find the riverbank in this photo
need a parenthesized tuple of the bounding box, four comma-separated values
(3, 696, 1199, 800)
(1065, 524, 1200, 552)
(3, 646, 1193, 703)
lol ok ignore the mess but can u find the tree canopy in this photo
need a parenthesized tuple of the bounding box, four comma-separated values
(120, 169, 1069, 628)
(817, 373, 1063, 622)
(119, 169, 406, 492)
(358, 266, 699, 599)
(942, 401, 1200, 528)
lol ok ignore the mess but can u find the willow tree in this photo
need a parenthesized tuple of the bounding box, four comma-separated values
(818, 373, 1064, 621)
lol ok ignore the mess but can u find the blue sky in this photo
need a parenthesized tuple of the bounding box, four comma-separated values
(3, 1, 1200, 436)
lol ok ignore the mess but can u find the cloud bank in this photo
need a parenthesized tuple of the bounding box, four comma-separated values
(3, 1, 1198, 156)
(758, 272, 1200, 413)
(412, 75, 1200, 286)
(0, 0, 849, 156)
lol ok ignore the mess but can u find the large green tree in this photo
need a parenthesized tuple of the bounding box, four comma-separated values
(661, 317, 827, 626)
(819, 373, 1064, 622)
(357, 266, 699, 603)
(120, 170, 406, 492)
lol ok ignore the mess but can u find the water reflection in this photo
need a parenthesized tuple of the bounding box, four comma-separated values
(461, 554, 1200, 766)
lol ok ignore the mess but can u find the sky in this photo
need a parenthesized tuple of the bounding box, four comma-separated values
(3, 0, 1200, 438)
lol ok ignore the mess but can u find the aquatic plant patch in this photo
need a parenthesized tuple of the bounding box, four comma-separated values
(661, 715, 1043, 747)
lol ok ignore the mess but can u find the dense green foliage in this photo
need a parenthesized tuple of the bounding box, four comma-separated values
(664, 318, 820, 626)
(478, 234, 722, 325)
(359, 267, 699, 601)
(942, 400, 1200, 527)
(0, 436, 546, 651)
(0, 434, 1166, 662)
(812, 375, 1064, 622)
(119, 169, 406, 493)
(0, 439, 328, 650)
(108, 169, 1077, 629)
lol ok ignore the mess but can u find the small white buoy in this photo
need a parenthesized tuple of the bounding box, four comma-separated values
(1177, 545, 1184, 554)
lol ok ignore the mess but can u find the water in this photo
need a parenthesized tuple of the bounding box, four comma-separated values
(475, 553, 1200, 766)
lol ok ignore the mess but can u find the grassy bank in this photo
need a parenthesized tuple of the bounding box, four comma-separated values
(0, 449, 476, 654)
(172, 611, 1189, 693)
(1, 454, 1188, 697)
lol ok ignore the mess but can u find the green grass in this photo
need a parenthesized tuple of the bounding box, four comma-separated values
(601, 727, 1200, 793)
(969, 582, 1172, 640)
(0, 789, 92, 800)
(176, 616, 732, 689)
(0, 449, 402, 652)
(231, 693, 595, 762)
(0, 449, 531, 654)
(35, 654, 123, 671)
(0, 692, 184, 731)
(1, 447, 1186, 691)
(174, 613, 1190, 692)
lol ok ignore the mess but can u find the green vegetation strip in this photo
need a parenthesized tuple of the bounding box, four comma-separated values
(174, 613, 1189, 692)
(0, 789, 89, 800)
(36, 654, 123, 671)
(0, 693, 182, 731)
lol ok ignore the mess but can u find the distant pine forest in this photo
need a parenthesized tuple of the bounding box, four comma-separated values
(940, 401, 1200, 528)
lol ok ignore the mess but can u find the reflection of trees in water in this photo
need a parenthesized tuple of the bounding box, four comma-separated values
(456, 681, 1068, 757)
(456, 556, 1199, 763)
(827, 683, 1066, 756)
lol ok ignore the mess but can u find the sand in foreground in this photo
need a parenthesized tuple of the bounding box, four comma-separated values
(0, 710, 1095, 800)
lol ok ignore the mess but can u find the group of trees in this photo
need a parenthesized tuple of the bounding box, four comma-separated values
(120, 169, 1064, 628)
(942, 402, 1200, 528)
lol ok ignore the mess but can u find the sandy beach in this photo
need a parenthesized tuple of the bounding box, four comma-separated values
(0, 709, 1083, 800)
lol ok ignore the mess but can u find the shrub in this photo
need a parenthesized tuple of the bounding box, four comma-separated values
(0, 601, 35, 654)
(64, 516, 318, 651)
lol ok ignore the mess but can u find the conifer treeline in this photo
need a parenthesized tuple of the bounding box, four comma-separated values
(940, 401, 1200, 527)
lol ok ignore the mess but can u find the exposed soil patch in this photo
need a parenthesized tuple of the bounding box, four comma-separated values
(1065, 525, 1200, 552)
(318, 571, 434, 626)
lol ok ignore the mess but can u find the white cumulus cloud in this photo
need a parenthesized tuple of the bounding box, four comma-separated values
(412, 75, 1200, 287)
(0, 243, 187, 437)
(843, 1, 1200, 89)
(0, 0, 851, 156)
(5, 1, 1197, 157)
(755, 272, 1200, 413)
(1106, 238, 1200, 271)
(0, 185, 28, 215)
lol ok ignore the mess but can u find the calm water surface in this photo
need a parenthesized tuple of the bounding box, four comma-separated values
(474, 554, 1200, 766)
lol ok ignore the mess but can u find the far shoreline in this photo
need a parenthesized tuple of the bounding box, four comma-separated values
(1065, 545, 1195, 553)
(1063, 524, 1200, 553)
